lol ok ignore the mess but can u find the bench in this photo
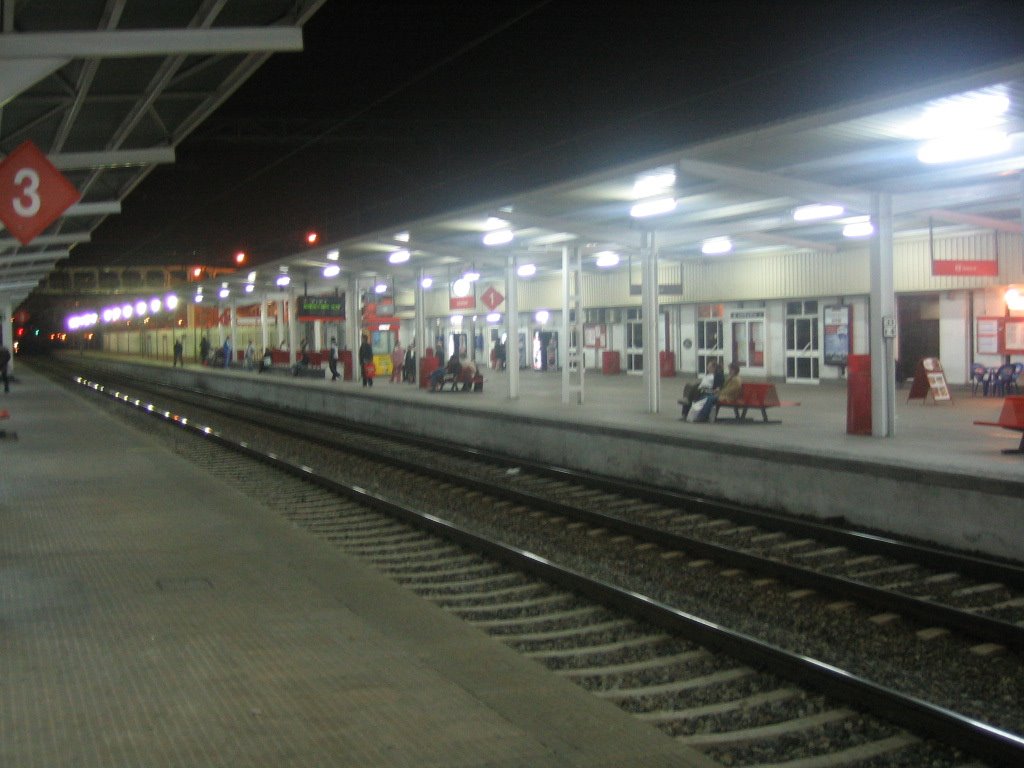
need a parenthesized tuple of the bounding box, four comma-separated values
(441, 369, 484, 392)
(715, 382, 800, 423)
(973, 395, 1024, 454)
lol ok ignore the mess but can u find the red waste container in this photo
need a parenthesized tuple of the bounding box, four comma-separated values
(419, 354, 440, 389)
(340, 350, 353, 381)
(601, 350, 621, 375)
(846, 354, 871, 435)
(659, 350, 676, 377)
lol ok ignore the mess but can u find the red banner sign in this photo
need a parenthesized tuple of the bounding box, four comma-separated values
(931, 259, 998, 277)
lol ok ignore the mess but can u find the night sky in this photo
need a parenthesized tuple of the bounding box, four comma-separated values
(72, 0, 1024, 269)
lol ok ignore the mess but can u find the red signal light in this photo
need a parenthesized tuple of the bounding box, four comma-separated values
(306, 231, 319, 245)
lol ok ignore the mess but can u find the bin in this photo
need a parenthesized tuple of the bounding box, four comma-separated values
(659, 350, 676, 377)
(846, 354, 871, 435)
(601, 350, 621, 375)
(419, 354, 440, 389)
(340, 350, 353, 381)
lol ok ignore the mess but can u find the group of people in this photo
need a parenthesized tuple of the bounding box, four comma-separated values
(428, 352, 478, 392)
(680, 360, 742, 422)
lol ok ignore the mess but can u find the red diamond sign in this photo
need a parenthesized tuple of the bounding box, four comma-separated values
(481, 286, 504, 311)
(0, 140, 81, 245)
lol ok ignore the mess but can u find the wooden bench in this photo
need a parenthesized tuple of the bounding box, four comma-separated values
(973, 395, 1024, 454)
(714, 382, 800, 423)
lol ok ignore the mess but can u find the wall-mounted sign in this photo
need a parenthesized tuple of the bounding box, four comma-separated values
(976, 317, 1005, 355)
(298, 294, 345, 322)
(583, 323, 607, 349)
(932, 259, 998, 277)
(0, 140, 81, 244)
(823, 305, 851, 366)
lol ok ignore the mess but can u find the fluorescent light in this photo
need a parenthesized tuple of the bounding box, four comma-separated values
(701, 237, 732, 255)
(595, 251, 620, 268)
(842, 217, 874, 238)
(630, 197, 676, 218)
(483, 228, 513, 246)
(793, 203, 844, 222)
(633, 167, 676, 197)
(326, 249, 339, 261)
(218, 288, 230, 299)
(517, 263, 536, 277)
(535, 309, 549, 324)
(323, 265, 340, 278)
(908, 91, 1010, 139)
(276, 274, 291, 287)
(374, 282, 387, 294)
(394, 231, 410, 242)
(420, 277, 433, 289)
(484, 216, 507, 230)
(917, 130, 1011, 164)
(463, 269, 480, 281)
(388, 248, 410, 264)
(486, 312, 501, 323)
(244, 284, 255, 293)
(450, 314, 464, 325)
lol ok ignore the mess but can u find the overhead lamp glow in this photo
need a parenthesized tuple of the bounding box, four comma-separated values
(594, 251, 620, 268)
(276, 274, 291, 287)
(323, 264, 341, 278)
(374, 282, 388, 294)
(842, 217, 874, 238)
(916, 130, 1011, 164)
(463, 269, 480, 281)
(633, 168, 676, 197)
(701, 237, 732, 255)
(517, 263, 536, 277)
(135, 301, 147, 316)
(450, 314, 464, 326)
(486, 312, 501, 323)
(420, 276, 433, 289)
(484, 216, 508, 230)
(247, 271, 256, 282)
(149, 298, 162, 313)
(452, 278, 470, 298)
(388, 248, 410, 264)
(394, 231, 410, 242)
(218, 288, 230, 299)
(244, 284, 255, 293)
(326, 249, 340, 261)
(535, 310, 550, 325)
(630, 197, 676, 218)
(194, 294, 203, 303)
(483, 228, 513, 246)
(1005, 287, 1024, 311)
(908, 91, 1010, 139)
(793, 203, 844, 221)
(165, 294, 179, 310)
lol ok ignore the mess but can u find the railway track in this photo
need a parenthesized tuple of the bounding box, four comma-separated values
(46, 364, 1024, 766)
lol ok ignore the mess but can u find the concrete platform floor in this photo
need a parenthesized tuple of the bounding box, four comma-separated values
(0, 366, 717, 767)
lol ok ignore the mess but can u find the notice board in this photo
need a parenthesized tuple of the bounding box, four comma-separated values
(907, 357, 951, 403)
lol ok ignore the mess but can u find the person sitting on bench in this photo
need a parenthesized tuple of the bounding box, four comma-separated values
(692, 362, 741, 422)
(680, 361, 723, 418)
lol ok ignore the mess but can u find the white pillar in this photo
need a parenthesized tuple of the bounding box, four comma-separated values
(313, 320, 323, 352)
(641, 231, 660, 413)
(561, 245, 584, 404)
(259, 295, 269, 352)
(287, 289, 298, 368)
(869, 192, 897, 437)
(415, 270, 427, 386)
(506, 252, 520, 399)
(229, 301, 238, 364)
(346, 277, 359, 363)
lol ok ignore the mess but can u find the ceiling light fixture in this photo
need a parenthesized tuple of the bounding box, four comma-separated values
(701, 237, 733, 255)
(630, 197, 676, 218)
(594, 251, 620, 268)
(517, 263, 536, 277)
(482, 229, 513, 246)
(793, 203, 845, 221)
(323, 265, 340, 278)
(842, 217, 874, 238)
(388, 248, 410, 264)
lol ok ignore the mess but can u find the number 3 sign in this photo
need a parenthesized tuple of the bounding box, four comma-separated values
(0, 140, 81, 245)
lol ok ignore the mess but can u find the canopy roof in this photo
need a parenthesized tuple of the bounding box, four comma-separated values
(0, 0, 326, 309)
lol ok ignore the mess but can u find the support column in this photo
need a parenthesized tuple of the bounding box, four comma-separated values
(561, 245, 584, 404)
(229, 301, 238, 364)
(277, 299, 288, 349)
(506, 252, 520, 399)
(869, 192, 896, 437)
(345, 277, 359, 364)
(641, 231, 660, 413)
(415, 271, 427, 387)
(259, 296, 269, 353)
(287, 289, 298, 368)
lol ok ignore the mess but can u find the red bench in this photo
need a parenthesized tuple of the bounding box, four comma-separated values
(973, 396, 1024, 454)
(715, 382, 800, 423)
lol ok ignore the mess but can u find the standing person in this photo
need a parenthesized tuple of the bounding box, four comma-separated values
(244, 340, 255, 370)
(390, 342, 404, 382)
(328, 337, 340, 381)
(172, 337, 184, 367)
(222, 335, 232, 368)
(199, 335, 210, 366)
(358, 333, 374, 387)
(0, 342, 11, 393)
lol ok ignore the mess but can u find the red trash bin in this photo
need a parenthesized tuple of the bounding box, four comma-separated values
(601, 350, 621, 375)
(846, 354, 871, 435)
(659, 350, 676, 377)
(340, 350, 353, 381)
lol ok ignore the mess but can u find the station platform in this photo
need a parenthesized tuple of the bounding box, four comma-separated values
(0, 366, 716, 767)
(47, 351, 1024, 561)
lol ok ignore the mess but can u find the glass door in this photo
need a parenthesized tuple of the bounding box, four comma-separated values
(786, 300, 819, 382)
(697, 318, 723, 374)
(625, 308, 643, 373)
